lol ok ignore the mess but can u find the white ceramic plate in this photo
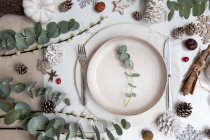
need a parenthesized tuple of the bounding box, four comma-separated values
(75, 24, 169, 126)
(87, 37, 167, 115)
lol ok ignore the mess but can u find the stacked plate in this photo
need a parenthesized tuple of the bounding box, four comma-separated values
(75, 24, 167, 126)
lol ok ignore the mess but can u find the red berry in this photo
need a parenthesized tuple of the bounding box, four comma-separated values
(56, 78, 61, 84)
(95, 2, 105, 13)
(182, 57, 189, 62)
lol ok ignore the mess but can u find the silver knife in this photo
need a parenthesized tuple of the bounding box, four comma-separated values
(164, 38, 173, 112)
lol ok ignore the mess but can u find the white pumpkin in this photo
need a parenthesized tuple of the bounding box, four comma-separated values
(23, 0, 56, 23)
(206, 64, 210, 78)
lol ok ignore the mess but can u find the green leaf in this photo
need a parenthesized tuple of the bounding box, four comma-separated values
(131, 93, 136, 97)
(131, 73, 140, 77)
(45, 128, 56, 138)
(128, 83, 136, 88)
(34, 23, 42, 38)
(26, 82, 36, 99)
(78, 124, 86, 139)
(11, 83, 25, 93)
(121, 119, 131, 130)
(113, 123, 123, 136)
(68, 19, 76, 30)
(167, 1, 179, 11)
(93, 126, 100, 140)
(120, 53, 130, 61)
(4, 110, 21, 125)
(64, 98, 71, 106)
(46, 118, 65, 131)
(105, 128, 115, 140)
(124, 59, 134, 70)
(68, 123, 79, 138)
(0, 81, 11, 98)
(15, 33, 27, 51)
(15, 102, 31, 117)
(36, 88, 46, 97)
(0, 99, 11, 112)
(118, 45, 127, 54)
(168, 11, 174, 21)
(27, 115, 49, 135)
(56, 125, 64, 140)
(1, 30, 16, 50)
(38, 30, 50, 44)
(58, 21, 69, 34)
(192, 0, 206, 16)
(24, 28, 36, 46)
(125, 93, 131, 97)
(47, 22, 59, 38)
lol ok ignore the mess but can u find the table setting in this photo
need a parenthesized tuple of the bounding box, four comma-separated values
(0, 0, 209, 140)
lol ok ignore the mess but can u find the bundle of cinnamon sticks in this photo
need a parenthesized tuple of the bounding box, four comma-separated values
(181, 44, 210, 95)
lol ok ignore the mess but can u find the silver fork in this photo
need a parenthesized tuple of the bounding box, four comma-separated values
(78, 44, 87, 106)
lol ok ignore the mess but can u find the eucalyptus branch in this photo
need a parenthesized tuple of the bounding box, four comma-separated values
(0, 16, 107, 57)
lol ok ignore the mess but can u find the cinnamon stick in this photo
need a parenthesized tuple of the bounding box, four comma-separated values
(181, 45, 210, 95)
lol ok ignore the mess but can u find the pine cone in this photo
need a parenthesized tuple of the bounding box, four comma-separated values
(133, 11, 142, 21)
(172, 27, 184, 39)
(59, 0, 73, 12)
(204, 129, 210, 139)
(157, 113, 181, 136)
(176, 102, 192, 118)
(185, 23, 196, 36)
(41, 100, 56, 113)
(15, 63, 28, 75)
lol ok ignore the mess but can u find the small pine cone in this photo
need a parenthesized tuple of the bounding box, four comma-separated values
(204, 129, 210, 139)
(185, 22, 196, 36)
(15, 63, 28, 75)
(59, 0, 73, 12)
(172, 27, 185, 39)
(176, 102, 192, 118)
(133, 11, 142, 21)
(41, 100, 56, 113)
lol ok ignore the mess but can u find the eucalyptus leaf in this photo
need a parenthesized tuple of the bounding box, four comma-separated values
(113, 123, 123, 136)
(192, 0, 206, 16)
(47, 22, 59, 38)
(4, 110, 21, 125)
(15, 102, 31, 117)
(26, 82, 36, 98)
(131, 73, 140, 77)
(124, 59, 134, 70)
(34, 23, 42, 38)
(128, 83, 136, 88)
(168, 11, 174, 21)
(0, 81, 11, 98)
(45, 128, 56, 138)
(68, 19, 76, 30)
(121, 119, 131, 130)
(105, 128, 115, 140)
(68, 123, 79, 138)
(1, 30, 16, 50)
(93, 126, 100, 140)
(78, 124, 86, 139)
(58, 21, 69, 34)
(118, 45, 127, 54)
(125, 93, 131, 97)
(56, 125, 64, 140)
(120, 53, 130, 61)
(11, 83, 25, 93)
(24, 28, 36, 46)
(131, 93, 136, 97)
(64, 98, 71, 106)
(27, 115, 49, 135)
(70, 21, 80, 31)
(0, 98, 12, 112)
(36, 88, 46, 97)
(38, 30, 50, 44)
(15, 33, 27, 51)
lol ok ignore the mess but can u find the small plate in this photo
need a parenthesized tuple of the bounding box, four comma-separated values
(87, 36, 167, 115)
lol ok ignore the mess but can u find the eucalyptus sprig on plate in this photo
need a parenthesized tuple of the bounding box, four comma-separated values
(118, 45, 140, 107)
(0, 78, 131, 140)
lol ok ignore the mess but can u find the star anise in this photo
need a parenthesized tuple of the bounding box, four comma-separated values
(47, 70, 58, 82)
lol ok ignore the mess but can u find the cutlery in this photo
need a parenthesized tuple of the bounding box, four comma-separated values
(164, 38, 173, 112)
(78, 44, 87, 106)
